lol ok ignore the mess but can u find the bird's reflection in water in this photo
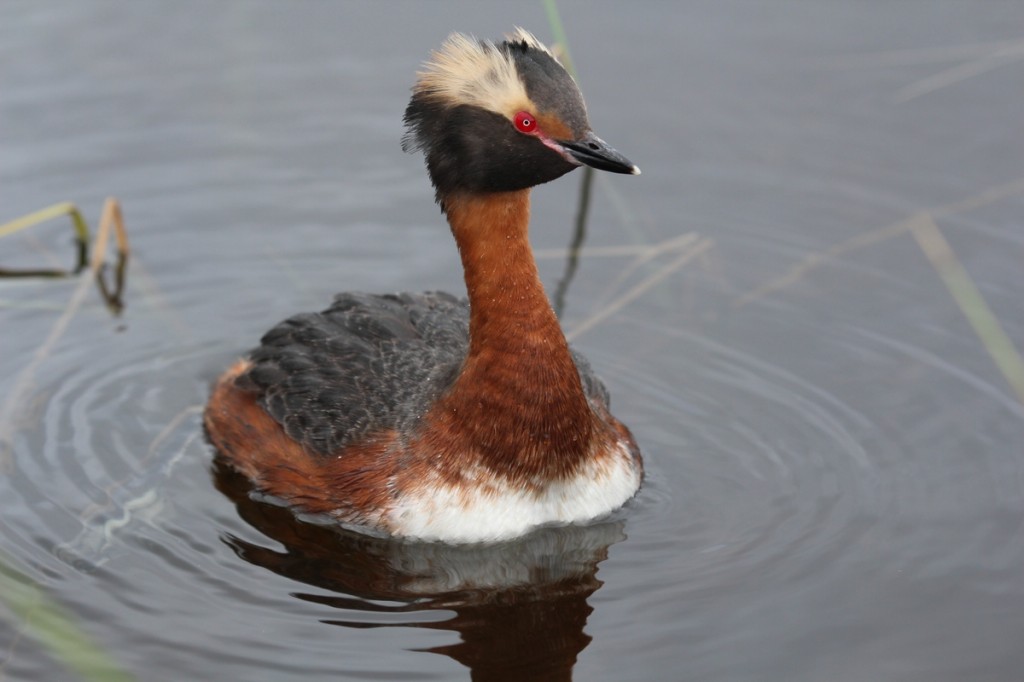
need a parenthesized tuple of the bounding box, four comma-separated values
(214, 460, 627, 681)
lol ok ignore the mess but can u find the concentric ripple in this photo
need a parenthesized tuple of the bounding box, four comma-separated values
(0, 324, 639, 681)
(587, 323, 878, 586)
(568, 305, 1024, 681)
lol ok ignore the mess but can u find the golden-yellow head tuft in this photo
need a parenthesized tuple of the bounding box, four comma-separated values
(411, 28, 556, 119)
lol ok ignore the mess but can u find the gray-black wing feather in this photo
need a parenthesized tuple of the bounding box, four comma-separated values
(238, 291, 610, 456)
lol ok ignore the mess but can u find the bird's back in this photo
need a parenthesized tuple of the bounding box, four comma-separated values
(236, 291, 467, 456)
(234, 291, 612, 457)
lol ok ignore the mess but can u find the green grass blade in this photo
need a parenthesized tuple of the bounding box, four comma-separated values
(910, 213, 1024, 407)
(0, 202, 90, 244)
(542, 0, 576, 77)
(0, 555, 135, 681)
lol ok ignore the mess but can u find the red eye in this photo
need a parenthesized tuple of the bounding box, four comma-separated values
(514, 111, 537, 134)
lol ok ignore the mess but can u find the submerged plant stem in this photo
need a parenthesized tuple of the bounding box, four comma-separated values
(567, 236, 712, 341)
(0, 198, 129, 469)
(553, 166, 594, 318)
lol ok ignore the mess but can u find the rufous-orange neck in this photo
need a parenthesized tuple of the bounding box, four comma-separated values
(446, 191, 562, 357)
(431, 190, 595, 479)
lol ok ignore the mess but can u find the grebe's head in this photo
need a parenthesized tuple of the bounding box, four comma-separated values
(403, 28, 639, 201)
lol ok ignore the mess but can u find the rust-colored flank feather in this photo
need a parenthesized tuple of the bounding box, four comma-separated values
(206, 360, 400, 525)
(204, 29, 643, 543)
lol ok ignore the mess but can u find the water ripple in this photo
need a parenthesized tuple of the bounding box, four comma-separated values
(586, 322, 883, 608)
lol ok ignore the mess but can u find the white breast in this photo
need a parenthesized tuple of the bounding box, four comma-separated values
(387, 441, 642, 543)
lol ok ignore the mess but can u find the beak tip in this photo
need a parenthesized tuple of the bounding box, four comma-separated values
(559, 132, 639, 176)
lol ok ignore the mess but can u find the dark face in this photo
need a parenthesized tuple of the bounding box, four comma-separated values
(404, 97, 581, 198)
(403, 37, 637, 203)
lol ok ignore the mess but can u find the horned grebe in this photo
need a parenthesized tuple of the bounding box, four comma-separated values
(204, 29, 642, 543)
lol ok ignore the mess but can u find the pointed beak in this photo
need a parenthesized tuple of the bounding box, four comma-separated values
(559, 131, 640, 175)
